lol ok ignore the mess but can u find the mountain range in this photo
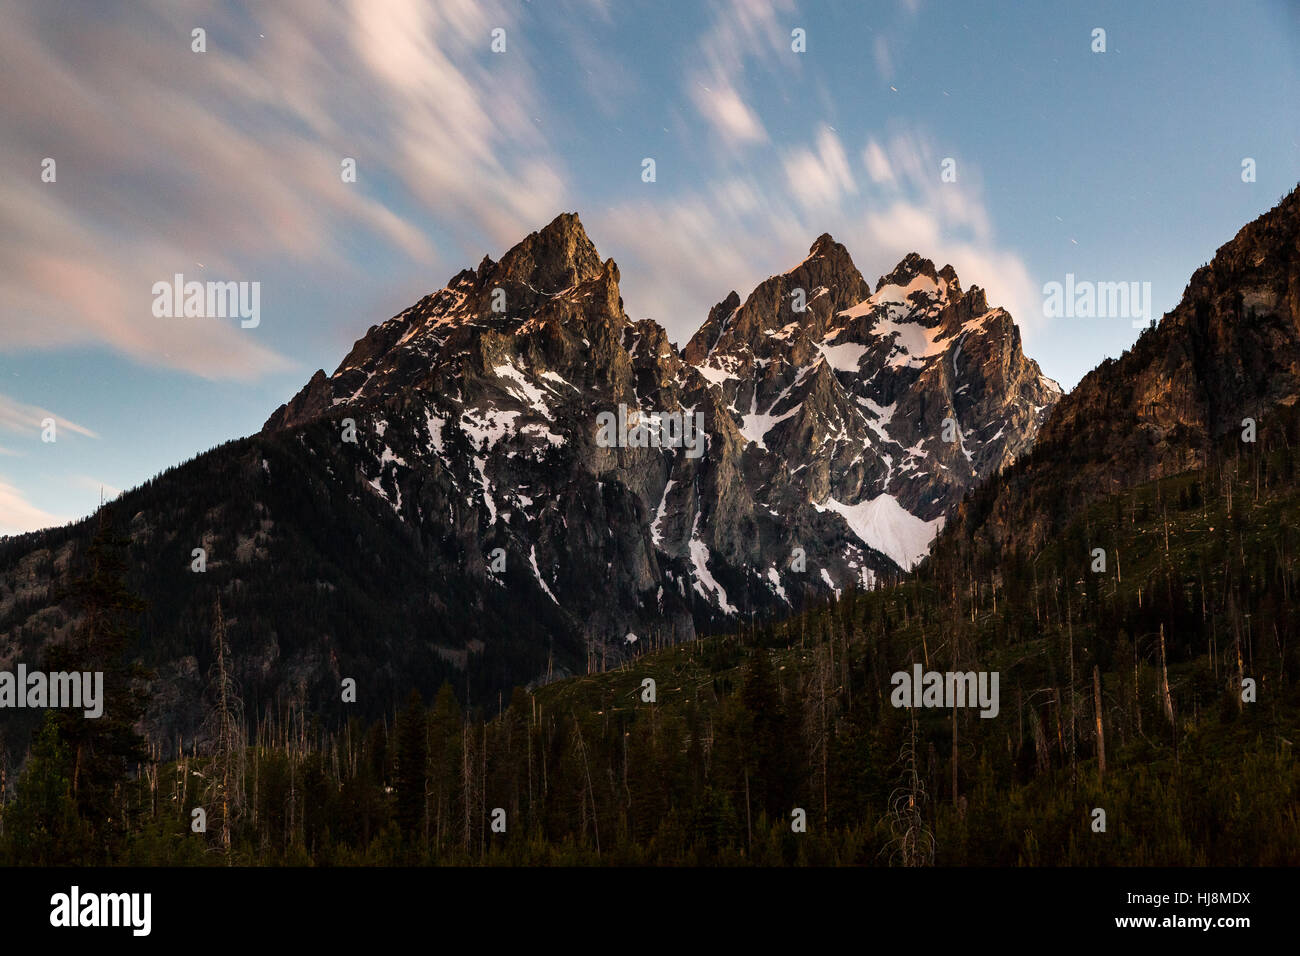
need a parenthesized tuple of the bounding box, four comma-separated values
(5, 186, 1298, 757)
(5, 186, 1299, 864)
(0, 213, 1058, 747)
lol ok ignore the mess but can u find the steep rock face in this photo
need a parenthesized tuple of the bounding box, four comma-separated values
(263, 215, 1058, 609)
(951, 187, 1300, 556)
(0, 212, 1058, 749)
(681, 239, 1059, 574)
(263, 212, 699, 664)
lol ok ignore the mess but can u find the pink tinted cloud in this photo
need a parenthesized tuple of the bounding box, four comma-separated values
(0, 478, 71, 535)
(0, 0, 569, 379)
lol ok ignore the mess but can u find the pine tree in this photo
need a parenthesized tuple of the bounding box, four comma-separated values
(427, 684, 462, 853)
(393, 689, 428, 852)
(0, 714, 92, 865)
(41, 510, 151, 862)
(740, 648, 802, 819)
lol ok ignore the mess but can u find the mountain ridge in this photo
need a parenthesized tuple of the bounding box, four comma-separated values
(947, 185, 1300, 558)
(1, 211, 1060, 750)
(261, 211, 1058, 574)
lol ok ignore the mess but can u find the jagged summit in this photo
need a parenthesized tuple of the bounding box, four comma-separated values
(494, 211, 604, 293)
(803, 231, 854, 265)
(681, 232, 1058, 570)
(684, 231, 872, 365)
(262, 212, 628, 432)
(938, 262, 960, 290)
(877, 251, 940, 289)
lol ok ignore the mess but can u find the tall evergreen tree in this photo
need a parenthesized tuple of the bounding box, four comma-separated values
(740, 648, 803, 820)
(41, 510, 151, 862)
(393, 689, 428, 851)
(0, 714, 92, 865)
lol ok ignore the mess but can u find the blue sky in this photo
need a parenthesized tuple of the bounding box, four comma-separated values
(1, 0, 1297, 533)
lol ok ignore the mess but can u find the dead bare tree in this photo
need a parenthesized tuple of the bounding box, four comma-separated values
(201, 596, 246, 861)
(570, 710, 600, 857)
(1159, 623, 1175, 726)
(880, 713, 935, 866)
(1093, 665, 1106, 781)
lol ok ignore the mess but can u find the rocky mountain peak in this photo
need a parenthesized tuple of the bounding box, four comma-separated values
(682, 235, 871, 366)
(0, 208, 1076, 746)
(794, 232, 864, 285)
(852, 253, 965, 327)
(493, 211, 603, 293)
(804, 232, 850, 263)
(715, 289, 742, 314)
(877, 252, 941, 291)
(263, 211, 1059, 594)
(938, 262, 961, 295)
(672, 223, 1060, 592)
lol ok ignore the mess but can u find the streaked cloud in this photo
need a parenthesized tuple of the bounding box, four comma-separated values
(685, 0, 793, 146)
(690, 82, 768, 145)
(784, 126, 857, 209)
(0, 0, 569, 380)
(863, 140, 896, 184)
(873, 36, 894, 82)
(0, 393, 97, 440)
(0, 477, 70, 535)
(600, 123, 1039, 356)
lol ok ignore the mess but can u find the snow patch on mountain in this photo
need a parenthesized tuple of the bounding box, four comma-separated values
(529, 545, 559, 604)
(816, 337, 868, 372)
(651, 479, 676, 546)
(740, 402, 802, 450)
(766, 566, 789, 603)
(816, 494, 945, 571)
(688, 516, 737, 614)
(493, 362, 552, 417)
(461, 407, 521, 451)
(425, 410, 445, 454)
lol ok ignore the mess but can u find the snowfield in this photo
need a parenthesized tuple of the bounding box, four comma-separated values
(815, 494, 945, 571)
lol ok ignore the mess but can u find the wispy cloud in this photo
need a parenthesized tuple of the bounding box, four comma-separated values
(784, 125, 857, 209)
(0, 477, 70, 536)
(684, 0, 794, 146)
(599, 123, 1039, 354)
(690, 81, 768, 146)
(873, 35, 894, 82)
(0, 0, 569, 380)
(0, 393, 97, 440)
